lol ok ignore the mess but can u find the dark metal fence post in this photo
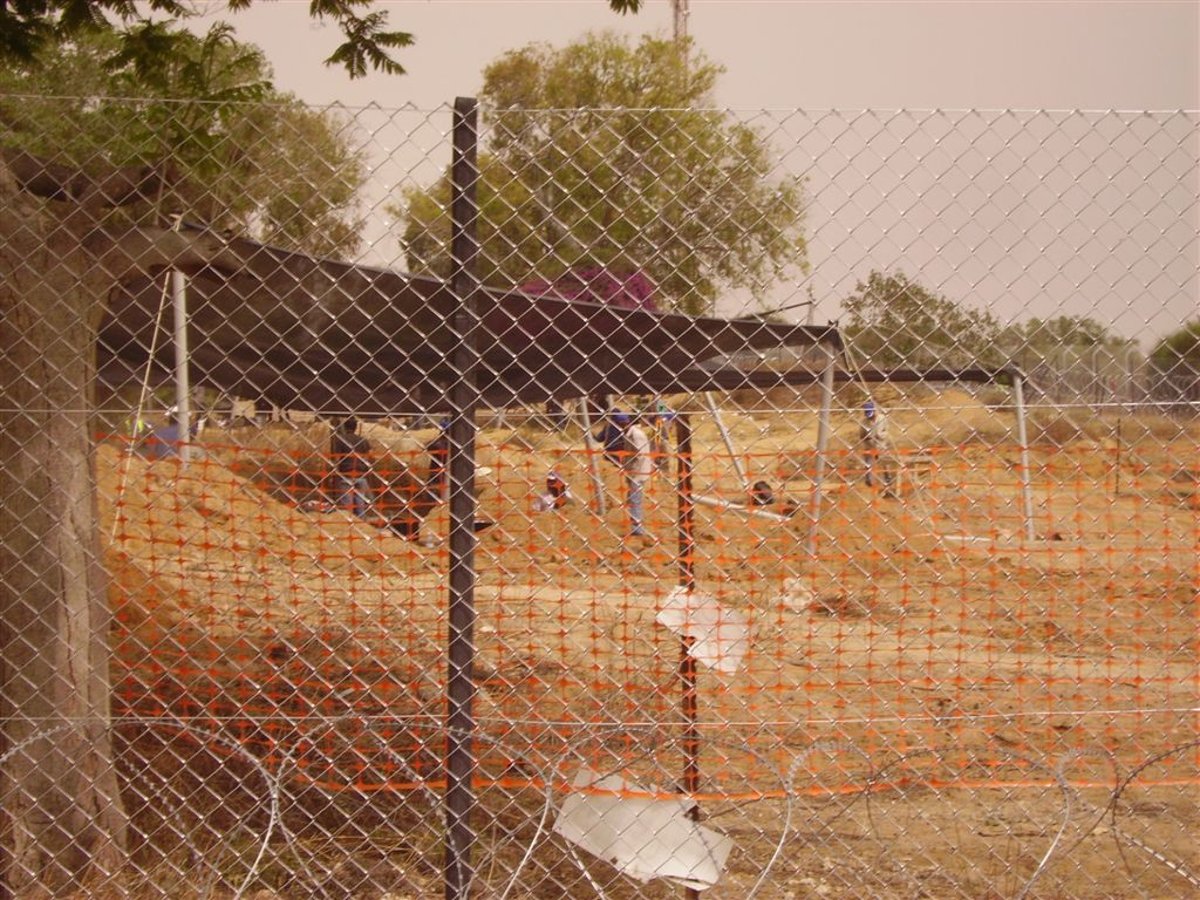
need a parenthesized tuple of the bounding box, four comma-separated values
(445, 95, 480, 900)
(676, 412, 696, 594)
(675, 413, 702, 900)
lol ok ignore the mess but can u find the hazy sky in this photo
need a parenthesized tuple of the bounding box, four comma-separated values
(208, 1, 1198, 110)
(195, 1, 1199, 341)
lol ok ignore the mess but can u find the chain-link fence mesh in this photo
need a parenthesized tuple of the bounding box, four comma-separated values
(1, 97, 1198, 898)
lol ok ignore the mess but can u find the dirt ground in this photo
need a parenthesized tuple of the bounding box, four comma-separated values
(96, 387, 1199, 898)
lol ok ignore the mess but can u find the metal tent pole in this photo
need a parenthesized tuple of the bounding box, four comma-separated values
(703, 392, 750, 495)
(1013, 372, 1036, 543)
(444, 96, 481, 900)
(806, 345, 837, 557)
(577, 398, 607, 515)
(171, 269, 191, 468)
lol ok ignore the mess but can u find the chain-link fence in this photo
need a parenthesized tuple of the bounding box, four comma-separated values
(1, 96, 1198, 898)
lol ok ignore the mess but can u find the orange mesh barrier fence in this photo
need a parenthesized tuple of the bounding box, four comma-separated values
(101, 423, 1198, 792)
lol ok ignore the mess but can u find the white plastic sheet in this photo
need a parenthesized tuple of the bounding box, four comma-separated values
(656, 586, 752, 674)
(553, 767, 734, 890)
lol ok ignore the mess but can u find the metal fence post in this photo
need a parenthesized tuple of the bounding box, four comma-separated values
(445, 95, 481, 900)
(675, 412, 702, 900)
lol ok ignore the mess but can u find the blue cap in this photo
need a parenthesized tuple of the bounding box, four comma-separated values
(611, 412, 632, 426)
(438, 418, 450, 430)
(864, 400, 876, 417)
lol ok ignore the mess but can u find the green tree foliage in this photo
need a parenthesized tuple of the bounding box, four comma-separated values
(0, 0, 414, 78)
(1005, 315, 1127, 351)
(1002, 314, 1129, 353)
(0, 0, 643, 78)
(0, 24, 367, 257)
(841, 270, 1004, 369)
(998, 314, 1137, 369)
(1150, 318, 1200, 375)
(397, 32, 807, 315)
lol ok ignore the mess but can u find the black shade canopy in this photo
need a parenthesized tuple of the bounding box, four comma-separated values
(98, 225, 841, 414)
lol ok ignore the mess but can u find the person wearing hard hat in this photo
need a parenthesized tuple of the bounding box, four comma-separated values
(859, 399, 894, 493)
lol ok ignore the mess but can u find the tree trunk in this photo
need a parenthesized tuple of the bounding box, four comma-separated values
(0, 164, 128, 894)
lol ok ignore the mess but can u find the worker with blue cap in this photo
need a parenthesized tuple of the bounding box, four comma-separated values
(592, 410, 654, 544)
(593, 412, 627, 467)
(860, 397, 894, 492)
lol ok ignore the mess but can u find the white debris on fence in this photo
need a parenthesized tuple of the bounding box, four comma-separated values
(552, 767, 734, 890)
(656, 586, 752, 674)
(778, 576, 816, 612)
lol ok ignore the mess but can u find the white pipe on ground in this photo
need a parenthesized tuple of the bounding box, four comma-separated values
(691, 493, 793, 522)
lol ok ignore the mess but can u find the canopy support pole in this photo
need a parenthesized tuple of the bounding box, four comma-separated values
(806, 345, 837, 558)
(577, 398, 606, 516)
(703, 391, 750, 494)
(1013, 373, 1036, 543)
(171, 268, 191, 468)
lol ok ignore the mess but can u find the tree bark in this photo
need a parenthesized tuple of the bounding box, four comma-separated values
(0, 149, 251, 894)
(0, 158, 131, 896)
